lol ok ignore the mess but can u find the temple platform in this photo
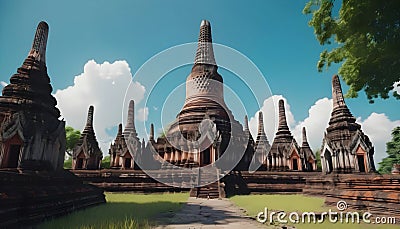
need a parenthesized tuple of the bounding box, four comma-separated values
(0, 169, 105, 228)
(71, 169, 400, 218)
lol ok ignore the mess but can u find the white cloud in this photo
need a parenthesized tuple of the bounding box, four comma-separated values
(54, 60, 146, 155)
(248, 95, 295, 142)
(292, 98, 332, 150)
(249, 95, 400, 166)
(137, 107, 149, 121)
(0, 81, 8, 87)
(358, 113, 400, 164)
(394, 81, 400, 95)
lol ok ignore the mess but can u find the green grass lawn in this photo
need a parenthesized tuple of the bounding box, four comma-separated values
(230, 194, 399, 229)
(39, 192, 189, 229)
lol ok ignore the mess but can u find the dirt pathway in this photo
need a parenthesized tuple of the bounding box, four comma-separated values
(156, 197, 268, 229)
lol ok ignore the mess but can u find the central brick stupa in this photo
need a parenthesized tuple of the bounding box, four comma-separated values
(152, 20, 252, 170)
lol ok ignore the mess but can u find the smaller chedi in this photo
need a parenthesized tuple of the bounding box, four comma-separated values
(321, 75, 375, 174)
(0, 21, 65, 170)
(253, 112, 271, 170)
(268, 100, 316, 171)
(109, 100, 141, 169)
(72, 106, 103, 170)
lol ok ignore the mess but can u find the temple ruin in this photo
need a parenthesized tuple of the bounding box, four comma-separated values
(0, 21, 105, 228)
(254, 112, 271, 170)
(109, 100, 141, 169)
(0, 21, 65, 170)
(148, 20, 252, 171)
(321, 75, 376, 174)
(268, 100, 316, 171)
(72, 106, 103, 169)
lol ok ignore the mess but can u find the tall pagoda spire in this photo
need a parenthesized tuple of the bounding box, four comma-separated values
(332, 75, 346, 109)
(29, 21, 48, 64)
(277, 100, 289, 132)
(85, 105, 94, 128)
(0, 21, 60, 118)
(150, 123, 154, 141)
(244, 115, 250, 132)
(327, 75, 358, 128)
(255, 111, 269, 144)
(194, 20, 216, 66)
(302, 127, 310, 148)
(257, 112, 266, 136)
(118, 123, 123, 136)
(123, 100, 138, 139)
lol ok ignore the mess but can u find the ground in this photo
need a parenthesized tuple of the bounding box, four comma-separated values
(39, 192, 188, 229)
(230, 194, 399, 229)
(39, 193, 399, 229)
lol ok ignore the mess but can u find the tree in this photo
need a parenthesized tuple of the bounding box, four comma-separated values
(303, 0, 400, 102)
(315, 149, 322, 171)
(378, 126, 400, 174)
(65, 126, 81, 156)
(101, 156, 111, 169)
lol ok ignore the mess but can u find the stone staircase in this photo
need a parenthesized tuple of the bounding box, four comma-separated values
(190, 167, 225, 199)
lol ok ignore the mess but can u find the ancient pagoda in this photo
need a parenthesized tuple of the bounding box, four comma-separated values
(109, 100, 141, 169)
(72, 106, 103, 169)
(254, 112, 271, 170)
(150, 20, 251, 170)
(299, 127, 316, 171)
(321, 75, 375, 174)
(268, 99, 301, 171)
(0, 21, 66, 170)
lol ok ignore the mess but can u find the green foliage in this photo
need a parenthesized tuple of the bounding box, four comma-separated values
(378, 126, 400, 174)
(304, 0, 400, 102)
(66, 126, 81, 156)
(64, 157, 72, 169)
(101, 155, 111, 169)
(315, 149, 322, 171)
(39, 192, 188, 229)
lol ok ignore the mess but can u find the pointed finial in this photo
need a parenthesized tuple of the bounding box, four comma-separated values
(123, 100, 137, 138)
(86, 105, 94, 127)
(29, 21, 49, 63)
(258, 111, 265, 135)
(118, 123, 123, 135)
(302, 127, 307, 143)
(194, 20, 216, 65)
(126, 100, 135, 128)
(301, 126, 311, 148)
(277, 99, 289, 131)
(332, 75, 346, 109)
(244, 115, 249, 131)
(150, 123, 154, 140)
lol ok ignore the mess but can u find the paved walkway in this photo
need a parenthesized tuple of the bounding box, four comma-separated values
(156, 197, 267, 229)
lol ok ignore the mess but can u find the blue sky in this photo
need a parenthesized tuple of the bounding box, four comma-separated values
(1, 0, 399, 163)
